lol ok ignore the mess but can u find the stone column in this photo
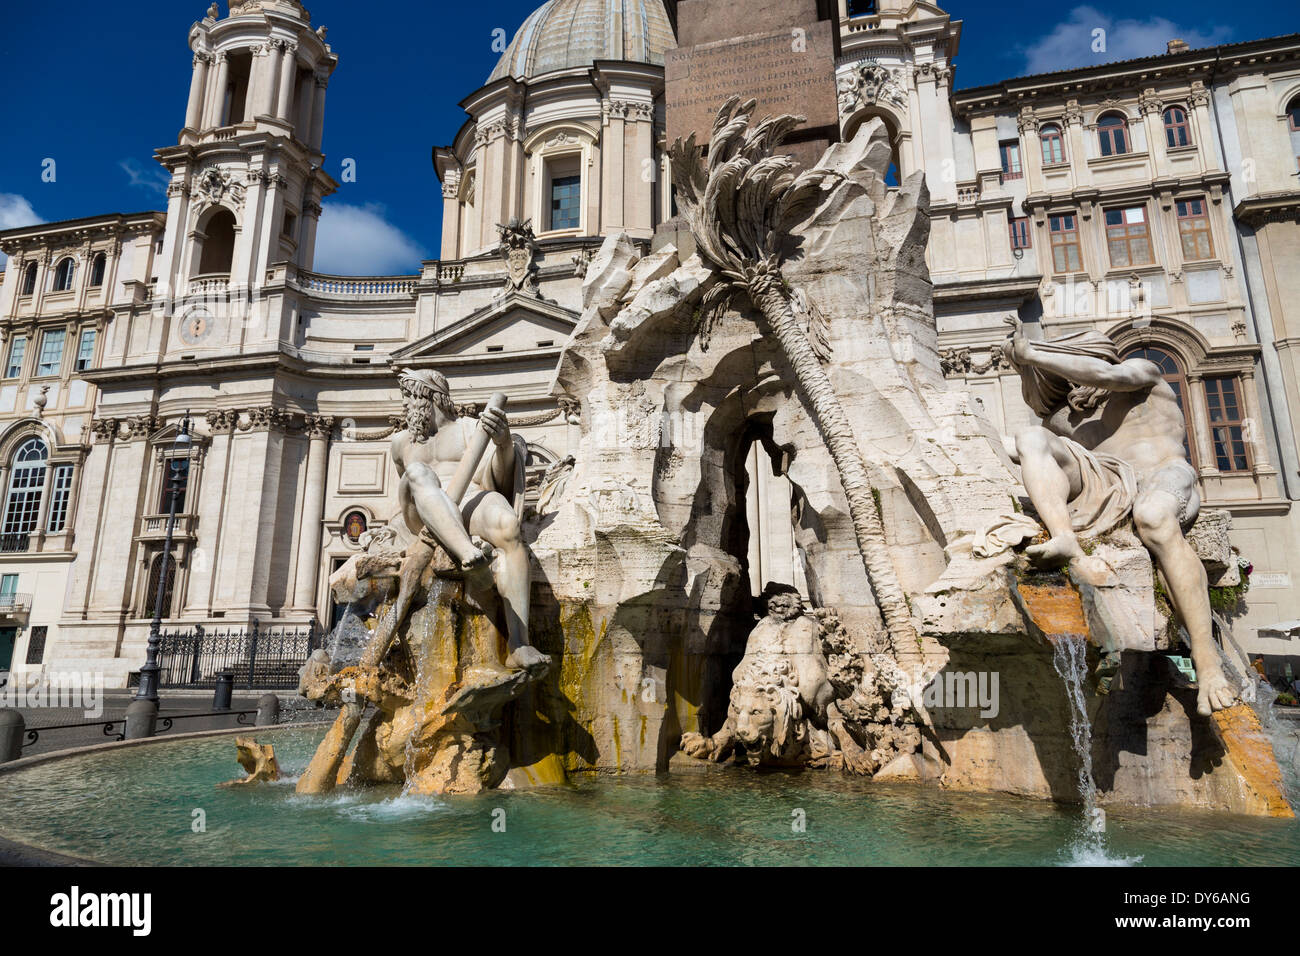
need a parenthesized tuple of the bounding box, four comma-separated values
(33, 460, 55, 550)
(206, 52, 230, 128)
(276, 42, 298, 121)
(930, 65, 959, 205)
(602, 101, 626, 232)
(292, 415, 333, 613)
(185, 52, 211, 131)
(299, 196, 322, 271)
(1063, 100, 1089, 187)
(1188, 82, 1215, 170)
(257, 43, 280, 118)
(296, 71, 316, 142)
(1239, 368, 1272, 469)
(1187, 374, 1218, 475)
(440, 171, 462, 260)
(309, 72, 328, 152)
(1139, 91, 1168, 179)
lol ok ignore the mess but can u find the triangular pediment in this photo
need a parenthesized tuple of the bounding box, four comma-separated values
(391, 293, 579, 361)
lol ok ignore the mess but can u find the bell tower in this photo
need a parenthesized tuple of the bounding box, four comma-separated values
(153, 0, 339, 307)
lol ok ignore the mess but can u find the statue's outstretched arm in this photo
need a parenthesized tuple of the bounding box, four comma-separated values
(1020, 346, 1162, 393)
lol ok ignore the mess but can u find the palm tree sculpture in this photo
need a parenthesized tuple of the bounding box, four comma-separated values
(668, 96, 919, 654)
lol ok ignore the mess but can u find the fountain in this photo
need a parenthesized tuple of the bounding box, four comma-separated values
(0, 103, 1294, 868)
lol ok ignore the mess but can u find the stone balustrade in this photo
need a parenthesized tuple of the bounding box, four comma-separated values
(295, 271, 418, 298)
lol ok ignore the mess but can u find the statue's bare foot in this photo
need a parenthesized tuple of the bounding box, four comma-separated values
(459, 548, 491, 573)
(1196, 664, 1237, 716)
(1026, 534, 1085, 568)
(504, 643, 551, 677)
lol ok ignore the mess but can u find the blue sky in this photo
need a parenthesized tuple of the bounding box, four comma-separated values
(0, 0, 1295, 274)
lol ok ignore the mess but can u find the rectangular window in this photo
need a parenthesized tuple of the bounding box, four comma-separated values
(0, 574, 17, 602)
(1008, 215, 1032, 250)
(36, 329, 65, 377)
(5, 336, 26, 379)
(1176, 198, 1214, 261)
(549, 173, 581, 231)
(159, 457, 191, 513)
(75, 329, 96, 372)
(1104, 206, 1153, 268)
(1049, 213, 1082, 273)
(1205, 376, 1250, 472)
(25, 625, 47, 666)
(3, 467, 43, 537)
(999, 141, 1023, 180)
(46, 464, 73, 533)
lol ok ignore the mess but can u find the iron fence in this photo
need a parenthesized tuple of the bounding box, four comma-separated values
(155, 621, 320, 689)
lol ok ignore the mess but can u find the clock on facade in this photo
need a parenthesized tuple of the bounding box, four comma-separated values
(177, 306, 217, 345)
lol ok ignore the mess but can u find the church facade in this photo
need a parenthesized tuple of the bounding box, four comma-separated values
(0, 0, 1297, 685)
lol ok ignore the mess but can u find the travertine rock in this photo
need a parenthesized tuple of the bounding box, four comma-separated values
(527, 113, 1290, 815)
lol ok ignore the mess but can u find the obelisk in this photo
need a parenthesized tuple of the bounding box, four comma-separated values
(654, 0, 843, 252)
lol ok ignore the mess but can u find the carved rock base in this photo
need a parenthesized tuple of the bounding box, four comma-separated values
(298, 568, 546, 797)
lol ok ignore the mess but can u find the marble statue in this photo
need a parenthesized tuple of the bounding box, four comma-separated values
(386, 367, 547, 672)
(679, 587, 913, 773)
(1003, 318, 1236, 715)
(295, 368, 553, 796)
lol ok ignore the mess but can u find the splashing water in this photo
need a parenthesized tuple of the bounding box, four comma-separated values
(1050, 636, 1140, 865)
(326, 604, 372, 668)
(402, 579, 447, 794)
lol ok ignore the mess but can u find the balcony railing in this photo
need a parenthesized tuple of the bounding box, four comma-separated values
(295, 271, 418, 299)
(0, 593, 32, 616)
(138, 513, 198, 540)
(188, 273, 232, 296)
(0, 533, 30, 554)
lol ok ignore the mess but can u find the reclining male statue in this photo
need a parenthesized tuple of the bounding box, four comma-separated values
(355, 367, 549, 678)
(1002, 318, 1235, 715)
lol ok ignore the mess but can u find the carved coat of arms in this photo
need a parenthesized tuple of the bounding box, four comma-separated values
(495, 218, 541, 298)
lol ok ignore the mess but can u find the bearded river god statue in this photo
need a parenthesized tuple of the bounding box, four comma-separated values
(1002, 319, 1234, 716)
(295, 368, 552, 796)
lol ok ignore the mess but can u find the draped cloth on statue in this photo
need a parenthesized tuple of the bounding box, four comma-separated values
(1013, 329, 1122, 418)
(1056, 435, 1138, 539)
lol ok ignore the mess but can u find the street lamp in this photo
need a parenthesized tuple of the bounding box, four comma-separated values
(135, 412, 192, 702)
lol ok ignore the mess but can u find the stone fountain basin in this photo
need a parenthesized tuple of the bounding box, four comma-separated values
(0, 724, 1297, 866)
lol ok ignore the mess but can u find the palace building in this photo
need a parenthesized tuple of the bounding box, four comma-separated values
(0, 0, 1297, 685)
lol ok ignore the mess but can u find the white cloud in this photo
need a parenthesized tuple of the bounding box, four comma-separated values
(312, 202, 426, 275)
(119, 158, 170, 196)
(0, 194, 44, 268)
(1017, 5, 1234, 75)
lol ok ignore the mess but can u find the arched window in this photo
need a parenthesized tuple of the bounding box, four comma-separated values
(1289, 95, 1300, 131)
(52, 257, 76, 292)
(21, 262, 38, 297)
(2, 438, 48, 540)
(1125, 347, 1195, 466)
(1097, 112, 1131, 157)
(1040, 124, 1066, 165)
(89, 252, 107, 287)
(1163, 106, 1192, 148)
(197, 209, 237, 275)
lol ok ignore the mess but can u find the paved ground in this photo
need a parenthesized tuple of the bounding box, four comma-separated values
(4, 689, 332, 757)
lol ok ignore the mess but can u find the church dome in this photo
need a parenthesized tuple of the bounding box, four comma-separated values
(488, 0, 675, 83)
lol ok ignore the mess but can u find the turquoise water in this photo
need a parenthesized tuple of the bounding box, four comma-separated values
(0, 727, 1297, 866)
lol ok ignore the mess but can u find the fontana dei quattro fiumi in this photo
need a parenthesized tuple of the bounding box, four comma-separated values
(1, 0, 1300, 866)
